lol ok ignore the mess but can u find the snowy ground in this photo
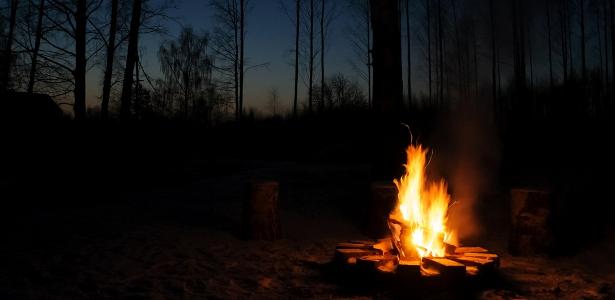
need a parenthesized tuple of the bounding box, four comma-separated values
(1, 161, 613, 299)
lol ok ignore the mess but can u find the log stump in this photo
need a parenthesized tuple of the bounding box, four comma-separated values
(509, 188, 552, 255)
(243, 181, 281, 240)
(366, 181, 397, 238)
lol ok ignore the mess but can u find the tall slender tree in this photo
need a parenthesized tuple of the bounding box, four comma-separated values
(294, 0, 300, 117)
(560, 0, 568, 82)
(426, 0, 432, 103)
(1, 0, 19, 92)
(239, 0, 245, 117)
(120, 0, 143, 120)
(370, 0, 402, 113)
(101, 0, 119, 119)
(490, 0, 497, 114)
(320, 0, 324, 111)
(405, 0, 411, 107)
(546, 0, 553, 89)
(308, 0, 314, 113)
(437, 0, 443, 104)
(604, 0, 609, 91)
(73, 0, 87, 119)
(27, 0, 45, 94)
(580, 0, 586, 82)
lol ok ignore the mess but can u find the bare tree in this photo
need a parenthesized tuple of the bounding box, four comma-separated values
(26, 0, 44, 94)
(309, 0, 314, 112)
(546, 0, 553, 89)
(405, 0, 411, 107)
(210, 0, 253, 120)
(277, 0, 301, 116)
(346, 0, 371, 107)
(295, 0, 300, 116)
(1, 0, 18, 92)
(268, 86, 280, 115)
(100, 0, 118, 119)
(320, 0, 324, 111)
(119, 0, 142, 120)
(560, 0, 568, 82)
(158, 26, 213, 119)
(580, 0, 586, 82)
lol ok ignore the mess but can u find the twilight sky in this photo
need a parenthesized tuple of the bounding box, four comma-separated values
(85, 0, 363, 114)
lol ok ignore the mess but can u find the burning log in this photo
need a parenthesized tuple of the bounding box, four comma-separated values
(421, 257, 466, 278)
(242, 181, 281, 240)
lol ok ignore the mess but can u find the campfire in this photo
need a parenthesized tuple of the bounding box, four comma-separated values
(334, 143, 499, 280)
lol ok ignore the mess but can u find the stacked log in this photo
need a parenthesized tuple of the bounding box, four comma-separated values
(333, 239, 499, 280)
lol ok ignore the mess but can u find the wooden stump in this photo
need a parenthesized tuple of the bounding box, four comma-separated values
(243, 181, 281, 240)
(366, 181, 397, 237)
(509, 188, 552, 255)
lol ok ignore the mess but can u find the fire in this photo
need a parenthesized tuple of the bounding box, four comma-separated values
(389, 144, 457, 259)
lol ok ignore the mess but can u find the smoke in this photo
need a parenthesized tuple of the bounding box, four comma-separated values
(431, 105, 501, 243)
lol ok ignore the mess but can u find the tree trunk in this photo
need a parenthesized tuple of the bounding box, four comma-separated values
(2, 0, 18, 92)
(27, 0, 45, 94)
(566, 0, 573, 77)
(240, 0, 245, 117)
(405, 0, 411, 108)
(610, 0, 615, 99)
(580, 0, 586, 82)
(309, 0, 314, 113)
(437, 0, 443, 105)
(320, 0, 325, 112)
(294, 0, 300, 117)
(560, 0, 568, 83)
(451, 0, 463, 104)
(233, 0, 239, 120)
(120, 0, 143, 120)
(101, 0, 118, 120)
(370, 0, 403, 114)
(604, 0, 610, 94)
(74, 0, 87, 120)
(427, 0, 432, 103)
(547, 0, 553, 90)
(490, 0, 497, 116)
(367, 0, 372, 108)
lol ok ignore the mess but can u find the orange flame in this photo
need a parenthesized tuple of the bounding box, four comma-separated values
(389, 145, 457, 258)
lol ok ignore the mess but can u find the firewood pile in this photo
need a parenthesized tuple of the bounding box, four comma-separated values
(333, 239, 499, 280)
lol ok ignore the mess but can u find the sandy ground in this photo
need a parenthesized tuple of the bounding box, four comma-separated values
(1, 161, 614, 299)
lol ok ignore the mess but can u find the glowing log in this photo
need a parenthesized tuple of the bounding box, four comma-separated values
(421, 257, 466, 278)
